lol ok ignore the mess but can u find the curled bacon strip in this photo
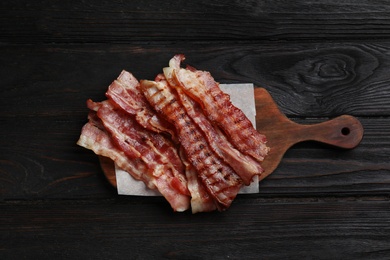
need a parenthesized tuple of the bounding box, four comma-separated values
(176, 87, 263, 185)
(78, 100, 190, 212)
(179, 148, 217, 213)
(78, 55, 269, 213)
(140, 79, 242, 209)
(106, 70, 176, 140)
(77, 111, 154, 190)
(164, 55, 269, 163)
(98, 101, 188, 194)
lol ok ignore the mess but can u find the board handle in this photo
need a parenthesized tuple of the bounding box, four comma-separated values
(299, 115, 364, 149)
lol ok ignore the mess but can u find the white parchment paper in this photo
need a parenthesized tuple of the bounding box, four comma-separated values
(115, 83, 259, 196)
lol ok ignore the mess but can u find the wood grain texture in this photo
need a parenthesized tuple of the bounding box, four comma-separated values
(1, 42, 390, 117)
(1, 43, 389, 200)
(1, 199, 390, 259)
(1, 0, 390, 258)
(254, 88, 364, 181)
(3, 0, 390, 43)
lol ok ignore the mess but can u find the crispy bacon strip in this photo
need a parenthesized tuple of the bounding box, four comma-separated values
(179, 148, 217, 213)
(96, 100, 189, 196)
(78, 101, 190, 212)
(175, 87, 263, 185)
(164, 55, 269, 163)
(78, 56, 270, 213)
(77, 111, 154, 190)
(106, 70, 176, 139)
(140, 79, 242, 210)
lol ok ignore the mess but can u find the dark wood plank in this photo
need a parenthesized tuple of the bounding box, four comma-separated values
(2, 0, 390, 258)
(3, 0, 390, 43)
(2, 115, 388, 199)
(1, 199, 390, 259)
(0, 43, 389, 200)
(1, 42, 390, 117)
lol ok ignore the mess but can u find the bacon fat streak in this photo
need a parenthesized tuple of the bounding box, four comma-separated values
(164, 54, 269, 163)
(140, 79, 242, 209)
(77, 55, 269, 213)
(78, 102, 190, 212)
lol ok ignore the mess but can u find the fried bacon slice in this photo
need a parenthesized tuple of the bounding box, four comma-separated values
(77, 111, 155, 189)
(106, 70, 176, 140)
(78, 100, 190, 212)
(164, 54, 269, 163)
(97, 100, 189, 196)
(78, 55, 269, 213)
(175, 87, 263, 185)
(179, 148, 217, 213)
(140, 79, 242, 210)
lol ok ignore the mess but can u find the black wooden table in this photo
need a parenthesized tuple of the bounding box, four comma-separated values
(1, 1, 390, 259)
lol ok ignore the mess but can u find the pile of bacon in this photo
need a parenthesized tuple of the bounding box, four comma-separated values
(77, 55, 269, 213)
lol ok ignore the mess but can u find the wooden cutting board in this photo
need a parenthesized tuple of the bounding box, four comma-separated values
(253, 88, 363, 181)
(100, 87, 364, 187)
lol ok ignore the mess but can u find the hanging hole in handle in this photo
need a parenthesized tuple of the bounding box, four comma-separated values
(341, 127, 350, 136)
